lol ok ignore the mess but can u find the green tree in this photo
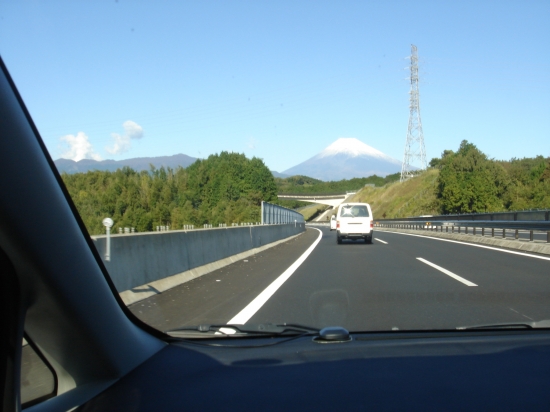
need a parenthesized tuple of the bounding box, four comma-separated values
(501, 156, 550, 210)
(436, 141, 509, 214)
(61, 152, 277, 234)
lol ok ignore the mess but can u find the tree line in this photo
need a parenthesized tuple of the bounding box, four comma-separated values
(431, 140, 550, 214)
(276, 173, 400, 194)
(61, 152, 277, 235)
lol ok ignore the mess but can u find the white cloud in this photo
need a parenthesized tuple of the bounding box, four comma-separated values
(247, 137, 257, 150)
(106, 120, 144, 155)
(60, 132, 102, 161)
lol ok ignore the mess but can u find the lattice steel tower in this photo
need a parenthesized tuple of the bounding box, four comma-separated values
(400, 44, 427, 182)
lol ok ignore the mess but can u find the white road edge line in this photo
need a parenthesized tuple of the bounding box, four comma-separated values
(227, 228, 324, 325)
(381, 230, 550, 261)
(417, 257, 478, 287)
(375, 238, 388, 244)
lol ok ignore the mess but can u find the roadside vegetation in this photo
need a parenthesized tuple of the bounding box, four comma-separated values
(299, 204, 329, 221)
(61, 152, 277, 235)
(348, 169, 439, 219)
(433, 140, 549, 214)
(349, 140, 550, 219)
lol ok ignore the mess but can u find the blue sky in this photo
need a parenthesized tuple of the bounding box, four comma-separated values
(1, 1, 549, 173)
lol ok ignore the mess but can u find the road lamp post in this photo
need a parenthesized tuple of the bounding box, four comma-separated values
(102, 217, 114, 262)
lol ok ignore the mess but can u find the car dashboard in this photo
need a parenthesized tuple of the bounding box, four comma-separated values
(77, 329, 550, 411)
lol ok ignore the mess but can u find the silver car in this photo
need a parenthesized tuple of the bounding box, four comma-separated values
(330, 214, 337, 231)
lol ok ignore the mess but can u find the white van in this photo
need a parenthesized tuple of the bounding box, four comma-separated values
(336, 203, 373, 244)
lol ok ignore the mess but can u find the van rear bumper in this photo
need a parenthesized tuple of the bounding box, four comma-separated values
(338, 230, 372, 239)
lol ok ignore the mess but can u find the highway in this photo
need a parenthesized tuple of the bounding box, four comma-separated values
(130, 226, 550, 332)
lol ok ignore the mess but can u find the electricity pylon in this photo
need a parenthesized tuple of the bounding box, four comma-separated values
(400, 44, 427, 182)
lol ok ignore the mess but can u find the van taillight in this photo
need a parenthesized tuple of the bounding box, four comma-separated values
(370, 221, 373, 228)
(337, 221, 340, 229)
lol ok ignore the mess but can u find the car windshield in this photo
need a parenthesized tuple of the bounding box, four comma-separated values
(1, 2, 549, 337)
(341, 205, 369, 218)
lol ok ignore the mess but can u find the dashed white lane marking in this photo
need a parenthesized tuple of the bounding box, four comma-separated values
(375, 238, 388, 244)
(227, 228, 324, 325)
(381, 230, 550, 261)
(417, 257, 478, 287)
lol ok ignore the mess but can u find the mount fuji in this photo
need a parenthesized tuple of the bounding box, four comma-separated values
(281, 138, 403, 181)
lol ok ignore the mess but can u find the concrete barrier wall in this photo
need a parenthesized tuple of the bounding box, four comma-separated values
(92, 224, 305, 292)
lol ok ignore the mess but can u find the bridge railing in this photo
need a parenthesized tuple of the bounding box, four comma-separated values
(262, 201, 305, 224)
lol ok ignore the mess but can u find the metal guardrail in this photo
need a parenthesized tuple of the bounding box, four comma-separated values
(261, 201, 305, 225)
(381, 210, 550, 222)
(376, 219, 550, 243)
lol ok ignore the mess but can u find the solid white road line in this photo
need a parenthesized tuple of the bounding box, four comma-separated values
(382, 230, 550, 261)
(375, 238, 388, 244)
(227, 228, 323, 325)
(417, 257, 478, 287)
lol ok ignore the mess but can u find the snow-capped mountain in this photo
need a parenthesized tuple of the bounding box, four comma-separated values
(282, 138, 403, 181)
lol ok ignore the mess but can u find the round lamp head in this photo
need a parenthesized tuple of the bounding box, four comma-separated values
(102, 217, 114, 228)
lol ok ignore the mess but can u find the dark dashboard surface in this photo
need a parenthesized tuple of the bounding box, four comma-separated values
(78, 330, 550, 411)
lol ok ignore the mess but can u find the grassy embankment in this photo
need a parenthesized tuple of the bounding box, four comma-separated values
(298, 170, 439, 221)
(299, 203, 329, 221)
(338, 169, 440, 219)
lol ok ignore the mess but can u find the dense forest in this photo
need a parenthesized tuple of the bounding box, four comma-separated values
(62, 152, 277, 235)
(432, 140, 550, 214)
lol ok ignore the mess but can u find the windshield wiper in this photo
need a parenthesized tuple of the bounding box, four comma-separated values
(164, 323, 319, 338)
(457, 319, 550, 330)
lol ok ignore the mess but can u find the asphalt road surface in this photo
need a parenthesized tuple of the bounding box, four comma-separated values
(131, 226, 550, 332)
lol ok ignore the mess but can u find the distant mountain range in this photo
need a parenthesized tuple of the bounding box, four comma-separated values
(54, 154, 198, 174)
(281, 138, 403, 181)
(271, 171, 290, 178)
(55, 139, 403, 180)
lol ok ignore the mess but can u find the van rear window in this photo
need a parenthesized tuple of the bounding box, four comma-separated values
(340, 205, 369, 217)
